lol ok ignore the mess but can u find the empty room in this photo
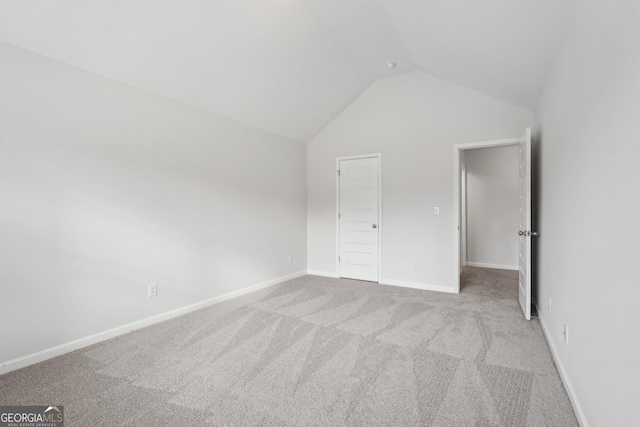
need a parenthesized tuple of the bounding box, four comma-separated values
(0, 1, 638, 426)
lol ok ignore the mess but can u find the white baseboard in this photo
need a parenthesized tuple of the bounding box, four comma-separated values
(306, 272, 457, 294)
(307, 270, 339, 278)
(379, 278, 457, 294)
(466, 262, 519, 271)
(0, 270, 306, 376)
(537, 311, 589, 427)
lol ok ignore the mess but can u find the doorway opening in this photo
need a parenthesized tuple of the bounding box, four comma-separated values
(453, 128, 533, 319)
(461, 145, 521, 311)
(464, 145, 520, 271)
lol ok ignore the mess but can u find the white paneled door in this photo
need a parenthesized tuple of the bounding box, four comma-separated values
(338, 156, 380, 282)
(518, 128, 532, 320)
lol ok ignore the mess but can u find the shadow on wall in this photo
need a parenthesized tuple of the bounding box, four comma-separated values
(530, 127, 542, 309)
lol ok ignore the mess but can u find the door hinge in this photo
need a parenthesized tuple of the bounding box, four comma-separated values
(337, 170, 340, 177)
(338, 213, 341, 219)
(338, 256, 341, 262)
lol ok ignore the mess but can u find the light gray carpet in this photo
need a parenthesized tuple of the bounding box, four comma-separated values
(0, 267, 577, 426)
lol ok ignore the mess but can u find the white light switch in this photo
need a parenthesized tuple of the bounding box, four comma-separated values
(434, 207, 440, 216)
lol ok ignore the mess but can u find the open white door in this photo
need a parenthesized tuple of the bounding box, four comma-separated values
(518, 127, 533, 320)
(338, 156, 380, 282)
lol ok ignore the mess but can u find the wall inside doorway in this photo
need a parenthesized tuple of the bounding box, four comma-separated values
(465, 145, 520, 270)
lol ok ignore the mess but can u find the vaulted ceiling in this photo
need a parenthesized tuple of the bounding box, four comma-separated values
(0, 0, 576, 142)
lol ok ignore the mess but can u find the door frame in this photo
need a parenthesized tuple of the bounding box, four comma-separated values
(453, 137, 520, 293)
(336, 153, 382, 282)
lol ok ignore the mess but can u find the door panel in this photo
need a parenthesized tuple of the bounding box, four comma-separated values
(518, 128, 532, 320)
(339, 157, 379, 282)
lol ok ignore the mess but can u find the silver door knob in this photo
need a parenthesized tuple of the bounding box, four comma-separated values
(372, 224, 377, 229)
(518, 230, 525, 236)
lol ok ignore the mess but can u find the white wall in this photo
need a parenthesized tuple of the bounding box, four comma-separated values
(0, 42, 307, 364)
(307, 71, 533, 290)
(534, 0, 640, 425)
(465, 146, 519, 269)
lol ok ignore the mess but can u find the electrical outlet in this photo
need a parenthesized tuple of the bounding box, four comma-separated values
(288, 255, 293, 263)
(412, 260, 418, 269)
(148, 283, 157, 298)
(434, 207, 440, 216)
(548, 297, 551, 312)
(563, 324, 569, 345)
